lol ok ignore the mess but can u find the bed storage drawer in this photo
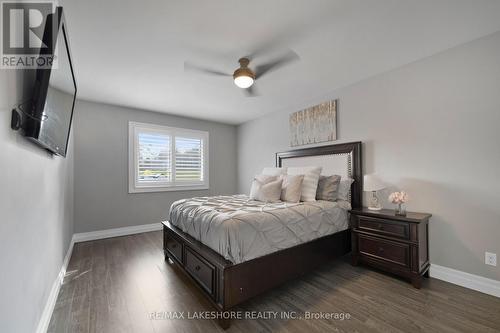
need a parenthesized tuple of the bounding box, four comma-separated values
(358, 235, 409, 267)
(357, 216, 409, 240)
(165, 234, 183, 263)
(185, 247, 215, 296)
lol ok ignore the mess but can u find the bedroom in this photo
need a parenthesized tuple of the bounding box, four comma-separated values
(0, 0, 499, 332)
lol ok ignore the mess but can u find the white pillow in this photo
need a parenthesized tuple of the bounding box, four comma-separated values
(287, 166, 322, 202)
(249, 175, 278, 198)
(337, 178, 354, 201)
(262, 167, 287, 176)
(249, 178, 283, 202)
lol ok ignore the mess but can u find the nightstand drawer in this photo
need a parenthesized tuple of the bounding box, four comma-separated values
(358, 235, 409, 267)
(357, 216, 409, 240)
(350, 208, 431, 288)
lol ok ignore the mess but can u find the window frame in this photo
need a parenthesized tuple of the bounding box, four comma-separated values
(128, 121, 209, 193)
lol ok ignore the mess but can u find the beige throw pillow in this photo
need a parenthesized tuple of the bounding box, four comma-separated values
(287, 166, 322, 202)
(280, 175, 304, 203)
(250, 178, 283, 202)
(316, 175, 341, 201)
(249, 175, 277, 199)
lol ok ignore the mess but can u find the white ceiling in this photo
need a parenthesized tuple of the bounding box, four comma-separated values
(61, 0, 500, 124)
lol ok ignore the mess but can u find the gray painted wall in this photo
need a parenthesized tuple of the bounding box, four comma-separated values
(238, 32, 500, 281)
(73, 100, 238, 233)
(0, 70, 74, 332)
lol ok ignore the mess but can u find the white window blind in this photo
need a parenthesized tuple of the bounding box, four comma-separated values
(138, 132, 171, 184)
(129, 122, 209, 193)
(175, 137, 204, 182)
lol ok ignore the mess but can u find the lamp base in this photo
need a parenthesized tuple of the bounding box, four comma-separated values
(368, 191, 382, 211)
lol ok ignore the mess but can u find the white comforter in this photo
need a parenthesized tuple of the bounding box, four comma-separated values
(169, 195, 350, 264)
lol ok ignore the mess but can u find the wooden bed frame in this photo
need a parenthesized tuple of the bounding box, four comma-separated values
(162, 141, 362, 328)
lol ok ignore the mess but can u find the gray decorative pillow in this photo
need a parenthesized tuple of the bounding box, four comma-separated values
(251, 178, 283, 202)
(249, 175, 277, 198)
(280, 175, 304, 203)
(337, 178, 355, 201)
(316, 175, 341, 201)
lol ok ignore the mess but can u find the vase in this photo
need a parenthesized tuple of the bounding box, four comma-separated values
(395, 203, 406, 216)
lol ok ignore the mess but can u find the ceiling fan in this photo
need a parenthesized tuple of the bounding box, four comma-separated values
(184, 49, 299, 97)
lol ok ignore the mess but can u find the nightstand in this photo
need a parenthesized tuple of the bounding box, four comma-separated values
(350, 208, 431, 288)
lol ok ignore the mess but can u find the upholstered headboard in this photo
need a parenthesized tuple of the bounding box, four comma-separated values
(276, 142, 363, 208)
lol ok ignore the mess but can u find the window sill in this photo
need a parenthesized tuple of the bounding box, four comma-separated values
(128, 185, 209, 194)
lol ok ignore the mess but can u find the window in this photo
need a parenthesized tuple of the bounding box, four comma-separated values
(129, 122, 209, 192)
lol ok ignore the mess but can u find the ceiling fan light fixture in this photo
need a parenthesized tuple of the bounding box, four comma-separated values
(234, 73, 254, 89)
(233, 58, 255, 89)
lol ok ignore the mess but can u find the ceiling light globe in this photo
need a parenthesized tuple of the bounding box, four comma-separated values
(234, 75, 254, 89)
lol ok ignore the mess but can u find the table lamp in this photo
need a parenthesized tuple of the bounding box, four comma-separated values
(364, 174, 386, 210)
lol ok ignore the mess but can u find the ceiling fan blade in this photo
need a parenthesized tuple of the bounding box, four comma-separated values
(243, 85, 259, 97)
(245, 6, 337, 61)
(255, 50, 299, 80)
(184, 62, 231, 77)
(245, 27, 302, 60)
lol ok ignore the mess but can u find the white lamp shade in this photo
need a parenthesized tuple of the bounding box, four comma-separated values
(364, 174, 386, 192)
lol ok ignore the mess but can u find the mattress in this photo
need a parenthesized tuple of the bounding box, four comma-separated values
(169, 195, 351, 264)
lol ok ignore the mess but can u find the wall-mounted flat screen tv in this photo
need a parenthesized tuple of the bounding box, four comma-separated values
(23, 7, 77, 157)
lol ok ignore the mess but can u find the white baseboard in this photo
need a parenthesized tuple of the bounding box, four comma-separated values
(430, 264, 500, 298)
(35, 235, 75, 333)
(73, 222, 162, 243)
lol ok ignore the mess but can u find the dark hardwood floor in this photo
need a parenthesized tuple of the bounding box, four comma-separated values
(48, 231, 500, 333)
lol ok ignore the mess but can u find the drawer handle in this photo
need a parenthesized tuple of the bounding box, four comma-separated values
(195, 265, 201, 271)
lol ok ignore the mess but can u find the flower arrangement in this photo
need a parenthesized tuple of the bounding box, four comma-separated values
(388, 191, 409, 204)
(389, 191, 408, 216)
